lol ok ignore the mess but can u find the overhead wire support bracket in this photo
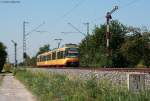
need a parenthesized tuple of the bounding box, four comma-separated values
(67, 23, 86, 36)
(25, 22, 45, 37)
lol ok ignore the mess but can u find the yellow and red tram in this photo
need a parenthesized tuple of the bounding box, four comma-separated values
(36, 44, 79, 67)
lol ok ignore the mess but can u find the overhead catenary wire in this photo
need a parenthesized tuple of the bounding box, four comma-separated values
(89, 0, 142, 24)
(62, 0, 87, 18)
(51, 0, 88, 31)
(56, 0, 142, 38)
(25, 22, 45, 36)
(121, 0, 142, 9)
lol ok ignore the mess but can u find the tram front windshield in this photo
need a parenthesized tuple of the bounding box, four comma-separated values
(66, 48, 79, 58)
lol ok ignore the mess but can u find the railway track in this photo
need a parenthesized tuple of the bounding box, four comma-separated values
(30, 67, 150, 73)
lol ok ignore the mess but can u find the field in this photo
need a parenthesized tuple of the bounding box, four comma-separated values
(15, 69, 150, 101)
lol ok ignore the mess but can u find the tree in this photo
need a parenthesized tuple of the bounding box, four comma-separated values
(24, 55, 36, 66)
(79, 20, 128, 67)
(36, 44, 50, 55)
(120, 37, 143, 67)
(79, 25, 106, 67)
(109, 20, 128, 67)
(142, 32, 150, 67)
(120, 27, 150, 67)
(0, 42, 7, 72)
(20, 44, 50, 67)
(79, 20, 150, 68)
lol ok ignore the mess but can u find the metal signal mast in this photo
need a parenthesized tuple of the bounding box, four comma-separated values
(106, 6, 118, 55)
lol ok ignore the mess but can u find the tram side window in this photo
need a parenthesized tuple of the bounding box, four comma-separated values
(45, 56, 47, 61)
(60, 51, 64, 59)
(39, 56, 42, 62)
(37, 58, 39, 62)
(52, 52, 56, 60)
(43, 56, 45, 61)
(56, 52, 59, 59)
(38, 58, 40, 62)
(57, 51, 64, 59)
(63, 51, 66, 58)
(56, 52, 58, 59)
(40, 56, 42, 62)
(57, 51, 60, 59)
(65, 50, 68, 57)
(41, 56, 43, 61)
(50, 54, 52, 60)
(50, 54, 51, 60)
(42, 56, 45, 61)
(47, 54, 51, 60)
(47, 55, 49, 60)
(42, 56, 44, 61)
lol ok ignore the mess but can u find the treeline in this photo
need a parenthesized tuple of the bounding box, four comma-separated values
(79, 20, 150, 68)
(19, 44, 50, 66)
(0, 42, 7, 72)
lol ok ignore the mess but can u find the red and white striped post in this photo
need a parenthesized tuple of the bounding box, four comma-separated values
(105, 6, 118, 67)
(105, 6, 118, 56)
(106, 12, 112, 55)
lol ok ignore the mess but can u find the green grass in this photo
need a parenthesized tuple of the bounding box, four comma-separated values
(0, 74, 4, 86)
(15, 69, 150, 101)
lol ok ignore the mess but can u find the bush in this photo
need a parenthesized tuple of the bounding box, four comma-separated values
(3, 64, 11, 72)
(0, 42, 7, 72)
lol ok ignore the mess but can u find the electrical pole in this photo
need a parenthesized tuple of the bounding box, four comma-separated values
(83, 22, 90, 67)
(11, 40, 17, 68)
(84, 22, 90, 35)
(67, 23, 86, 36)
(54, 39, 63, 48)
(23, 21, 28, 63)
(105, 6, 118, 67)
(23, 21, 45, 65)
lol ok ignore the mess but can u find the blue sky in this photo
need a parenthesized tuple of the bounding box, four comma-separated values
(0, 0, 149, 63)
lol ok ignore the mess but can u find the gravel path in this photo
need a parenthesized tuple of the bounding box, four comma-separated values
(0, 74, 36, 101)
